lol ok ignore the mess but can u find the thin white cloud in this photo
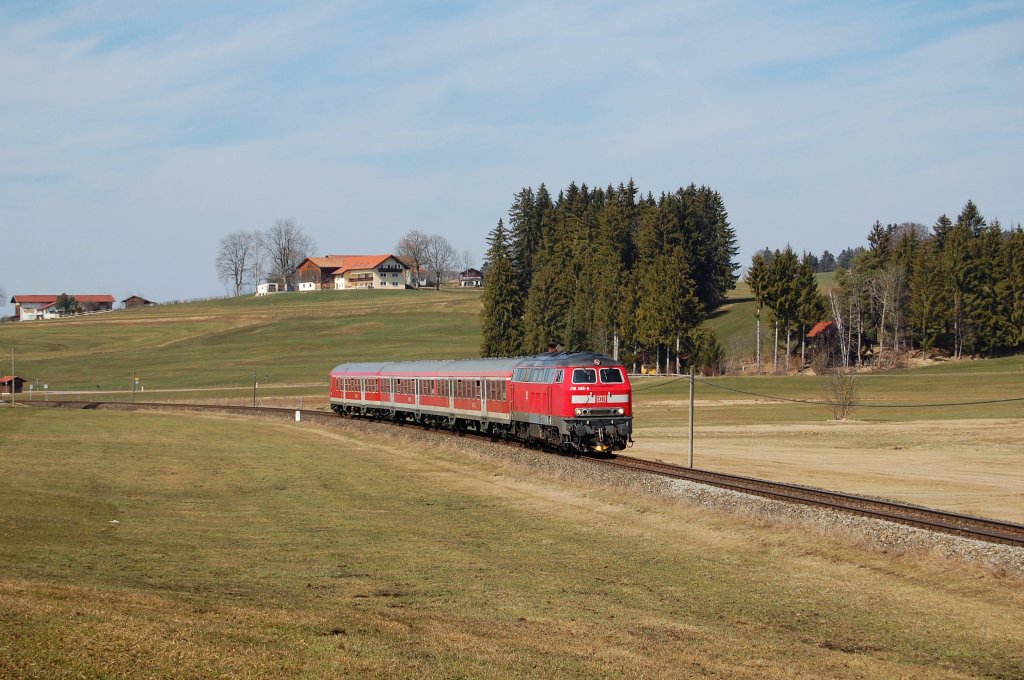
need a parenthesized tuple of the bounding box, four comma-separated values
(0, 1, 1021, 304)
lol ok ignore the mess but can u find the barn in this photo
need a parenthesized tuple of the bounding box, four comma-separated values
(122, 295, 155, 309)
(1, 376, 26, 395)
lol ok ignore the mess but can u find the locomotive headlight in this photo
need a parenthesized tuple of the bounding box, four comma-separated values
(575, 408, 582, 417)
(615, 408, 625, 415)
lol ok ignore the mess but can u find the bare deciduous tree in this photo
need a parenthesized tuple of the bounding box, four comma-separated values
(215, 230, 261, 296)
(825, 370, 857, 420)
(459, 249, 475, 274)
(265, 219, 314, 289)
(248, 230, 268, 290)
(423, 234, 456, 290)
(396, 230, 430, 288)
(869, 261, 908, 364)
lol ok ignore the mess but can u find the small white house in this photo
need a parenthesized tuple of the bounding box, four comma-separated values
(256, 282, 280, 296)
(297, 281, 318, 292)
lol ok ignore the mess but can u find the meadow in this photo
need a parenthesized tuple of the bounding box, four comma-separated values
(0, 289, 484, 393)
(2, 285, 1022, 523)
(2, 408, 1022, 678)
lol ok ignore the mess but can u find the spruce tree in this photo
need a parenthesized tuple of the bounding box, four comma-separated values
(956, 199, 986, 236)
(509, 187, 539, 292)
(941, 223, 974, 357)
(745, 252, 770, 371)
(1006, 227, 1024, 351)
(480, 219, 524, 357)
(908, 238, 945, 349)
(796, 254, 827, 365)
(932, 214, 954, 248)
(763, 247, 801, 371)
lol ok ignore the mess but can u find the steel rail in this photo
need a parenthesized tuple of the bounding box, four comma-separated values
(30, 400, 1024, 548)
(593, 454, 1024, 548)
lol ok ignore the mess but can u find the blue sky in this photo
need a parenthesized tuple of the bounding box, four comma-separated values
(2, 0, 1022, 307)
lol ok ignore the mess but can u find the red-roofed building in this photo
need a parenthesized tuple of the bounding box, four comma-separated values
(293, 255, 410, 291)
(806, 321, 835, 338)
(1, 376, 26, 395)
(10, 294, 116, 321)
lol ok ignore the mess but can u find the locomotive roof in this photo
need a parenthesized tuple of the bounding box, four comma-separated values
(331, 352, 620, 376)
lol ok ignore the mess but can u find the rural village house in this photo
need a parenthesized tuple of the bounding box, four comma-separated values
(9, 294, 116, 321)
(458, 268, 484, 287)
(293, 255, 411, 291)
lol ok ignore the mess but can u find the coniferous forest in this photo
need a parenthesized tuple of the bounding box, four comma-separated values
(481, 181, 738, 372)
(747, 200, 1024, 370)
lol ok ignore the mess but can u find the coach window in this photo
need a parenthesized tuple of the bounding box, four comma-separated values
(572, 368, 597, 384)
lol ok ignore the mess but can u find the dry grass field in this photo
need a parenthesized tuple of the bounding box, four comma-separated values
(2, 407, 1023, 678)
(632, 416, 1024, 523)
(629, 359, 1024, 523)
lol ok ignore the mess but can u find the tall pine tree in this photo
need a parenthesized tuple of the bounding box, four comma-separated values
(480, 219, 525, 357)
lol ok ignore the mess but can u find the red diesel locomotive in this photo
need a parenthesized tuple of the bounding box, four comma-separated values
(329, 352, 633, 452)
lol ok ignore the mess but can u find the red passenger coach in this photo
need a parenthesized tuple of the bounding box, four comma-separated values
(329, 352, 633, 452)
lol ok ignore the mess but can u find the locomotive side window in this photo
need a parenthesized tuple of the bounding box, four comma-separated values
(555, 370, 564, 383)
(572, 368, 597, 384)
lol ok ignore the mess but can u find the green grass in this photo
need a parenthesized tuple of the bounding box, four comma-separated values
(3, 280, 1022, 427)
(2, 408, 1023, 677)
(0, 289, 483, 392)
(633, 355, 1024, 426)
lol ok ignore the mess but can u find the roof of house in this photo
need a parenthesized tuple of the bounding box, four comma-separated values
(299, 254, 405, 275)
(11, 294, 115, 304)
(1, 375, 25, 383)
(806, 320, 836, 337)
(121, 295, 153, 303)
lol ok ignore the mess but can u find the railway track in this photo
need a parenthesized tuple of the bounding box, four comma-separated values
(28, 400, 1024, 549)
(592, 454, 1024, 548)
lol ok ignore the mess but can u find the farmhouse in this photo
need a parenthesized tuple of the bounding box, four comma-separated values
(9, 294, 116, 321)
(458, 268, 484, 287)
(294, 255, 410, 290)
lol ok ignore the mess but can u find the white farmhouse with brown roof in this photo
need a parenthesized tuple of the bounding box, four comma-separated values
(294, 255, 410, 291)
(9, 294, 116, 320)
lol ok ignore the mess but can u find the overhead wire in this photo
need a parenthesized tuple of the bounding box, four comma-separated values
(630, 374, 1024, 409)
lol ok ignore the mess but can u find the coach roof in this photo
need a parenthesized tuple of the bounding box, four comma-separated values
(331, 352, 620, 377)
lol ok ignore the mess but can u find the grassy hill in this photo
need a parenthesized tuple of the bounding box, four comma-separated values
(0, 271, 834, 393)
(0, 289, 483, 392)
(4, 273, 1021, 422)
